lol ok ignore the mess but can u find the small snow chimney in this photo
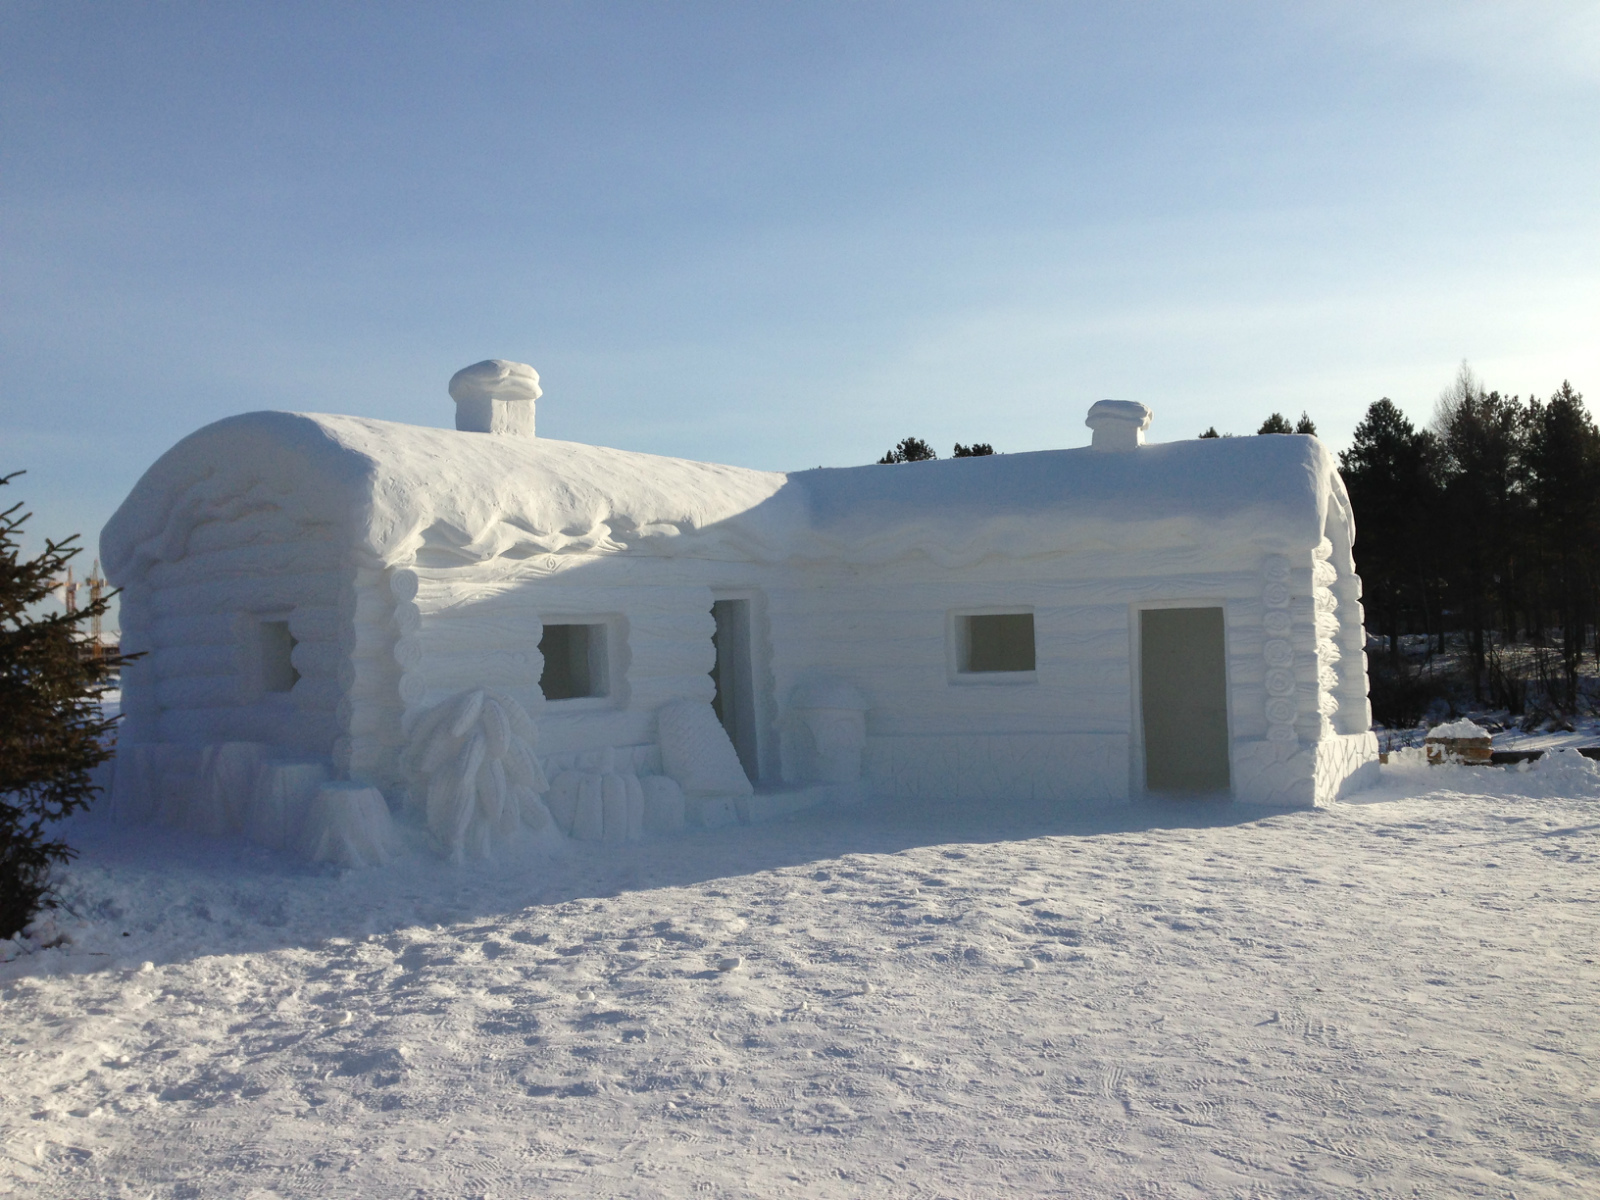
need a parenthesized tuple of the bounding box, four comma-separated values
(449, 360, 541, 435)
(1085, 399, 1152, 452)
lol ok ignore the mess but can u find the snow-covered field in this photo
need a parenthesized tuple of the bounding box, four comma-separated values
(4, 757, 1599, 1198)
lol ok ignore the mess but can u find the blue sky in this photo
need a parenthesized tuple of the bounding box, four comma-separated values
(4, 2, 1597, 569)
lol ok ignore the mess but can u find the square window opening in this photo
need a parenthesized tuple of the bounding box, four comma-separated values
(539, 623, 609, 701)
(260, 619, 300, 693)
(960, 612, 1035, 673)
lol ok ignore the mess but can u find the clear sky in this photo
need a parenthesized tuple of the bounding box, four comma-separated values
(4, 2, 1597, 570)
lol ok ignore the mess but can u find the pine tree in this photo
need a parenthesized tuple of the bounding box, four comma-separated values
(1523, 382, 1599, 708)
(1257, 413, 1293, 434)
(1294, 412, 1317, 436)
(1198, 427, 1221, 439)
(1339, 399, 1440, 671)
(952, 442, 994, 457)
(1, 472, 129, 938)
(878, 437, 937, 464)
(1432, 384, 1530, 696)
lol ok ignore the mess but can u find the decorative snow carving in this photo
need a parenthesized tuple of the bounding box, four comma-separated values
(247, 761, 328, 851)
(1311, 537, 1343, 738)
(657, 701, 753, 797)
(1260, 554, 1299, 745)
(546, 759, 647, 843)
(1264, 668, 1296, 696)
(300, 784, 401, 867)
(641, 775, 688, 834)
(401, 688, 552, 860)
(192, 742, 267, 838)
(788, 679, 869, 784)
(1264, 697, 1297, 724)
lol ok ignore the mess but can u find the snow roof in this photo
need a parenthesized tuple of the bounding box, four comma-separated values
(103, 411, 1352, 580)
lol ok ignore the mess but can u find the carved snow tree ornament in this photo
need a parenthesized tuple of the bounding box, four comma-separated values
(401, 689, 551, 860)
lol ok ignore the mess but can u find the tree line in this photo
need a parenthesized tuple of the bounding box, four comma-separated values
(1340, 368, 1599, 721)
(878, 372, 1598, 725)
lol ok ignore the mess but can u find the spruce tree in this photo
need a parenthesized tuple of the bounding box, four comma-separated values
(1, 472, 128, 939)
(1432, 387, 1530, 696)
(1339, 399, 1440, 671)
(877, 437, 937, 464)
(1523, 382, 1599, 707)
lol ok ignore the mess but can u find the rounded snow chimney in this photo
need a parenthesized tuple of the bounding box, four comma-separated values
(1085, 399, 1151, 452)
(449, 359, 541, 435)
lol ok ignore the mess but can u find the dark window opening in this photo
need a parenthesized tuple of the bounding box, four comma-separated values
(539, 623, 607, 700)
(260, 619, 300, 693)
(961, 613, 1035, 673)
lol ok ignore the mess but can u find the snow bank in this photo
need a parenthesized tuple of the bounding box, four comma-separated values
(1514, 747, 1600, 797)
(1382, 743, 1600, 800)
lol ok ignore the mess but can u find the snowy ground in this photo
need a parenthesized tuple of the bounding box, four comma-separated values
(4, 757, 1599, 1199)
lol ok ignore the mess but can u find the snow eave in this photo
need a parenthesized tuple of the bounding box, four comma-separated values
(102, 412, 1345, 581)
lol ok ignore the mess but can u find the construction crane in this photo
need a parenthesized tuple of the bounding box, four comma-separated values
(48, 560, 111, 660)
(88, 560, 106, 659)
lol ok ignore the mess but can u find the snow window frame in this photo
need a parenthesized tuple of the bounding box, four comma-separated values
(257, 614, 300, 695)
(537, 615, 624, 709)
(948, 607, 1038, 685)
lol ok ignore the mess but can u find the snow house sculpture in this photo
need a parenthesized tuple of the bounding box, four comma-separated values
(100, 362, 1379, 860)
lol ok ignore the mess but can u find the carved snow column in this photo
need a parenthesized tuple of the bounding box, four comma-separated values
(1310, 539, 1343, 739)
(115, 584, 159, 747)
(1323, 517, 1372, 734)
(333, 565, 405, 785)
(389, 567, 429, 729)
(1261, 555, 1299, 744)
(449, 359, 540, 436)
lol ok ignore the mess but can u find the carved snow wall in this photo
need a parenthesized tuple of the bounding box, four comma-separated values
(101, 404, 1379, 839)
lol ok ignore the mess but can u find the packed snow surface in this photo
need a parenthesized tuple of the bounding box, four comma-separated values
(1425, 718, 1491, 740)
(4, 760, 1598, 1198)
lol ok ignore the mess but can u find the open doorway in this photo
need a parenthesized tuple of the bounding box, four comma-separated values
(1140, 606, 1230, 793)
(710, 598, 759, 781)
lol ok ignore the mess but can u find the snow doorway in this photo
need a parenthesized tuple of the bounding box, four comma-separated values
(710, 598, 759, 781)
(1139, 607, 1230, 793)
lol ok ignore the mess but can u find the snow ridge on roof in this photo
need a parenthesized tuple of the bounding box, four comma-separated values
(103, 411, 1349, 579)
